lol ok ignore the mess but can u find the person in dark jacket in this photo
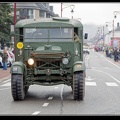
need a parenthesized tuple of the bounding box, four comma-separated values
(105, 48, 109, 57)
(1, 49, 8, 70)
(113, 48, 119, 62)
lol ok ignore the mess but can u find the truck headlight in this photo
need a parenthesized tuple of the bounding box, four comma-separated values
(62, 57, 69, 65)
(27, 58, 34, 65)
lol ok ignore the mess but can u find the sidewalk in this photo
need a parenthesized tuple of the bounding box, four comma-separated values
(0, 67, 11, 82)
(100, 51, 120, 65)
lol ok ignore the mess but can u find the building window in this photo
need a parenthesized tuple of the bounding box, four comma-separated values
(28, 9, 34, 19)
(46, 13, 50, 18)
(40, 11, 46, 18)
(20, 8, 28, 19)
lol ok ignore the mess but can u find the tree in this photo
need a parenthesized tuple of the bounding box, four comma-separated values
(0, 3, 14, 49)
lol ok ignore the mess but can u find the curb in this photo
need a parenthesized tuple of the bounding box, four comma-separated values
(0, 75, 11, 82)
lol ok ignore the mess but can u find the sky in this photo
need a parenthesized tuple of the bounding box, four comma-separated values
(49, 2, 120, 28)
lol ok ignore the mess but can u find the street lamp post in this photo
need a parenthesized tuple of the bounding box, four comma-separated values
(106, 20, 115, 47)
(113, 11, 120, 19)
(113, 11, 120, 48)
(97, 26, 104, 47)
(103, 26, 105, 47)
(61, 3, 62, 17)
(14, 3, 16, 27)
(13, 3, 16, 55)
(61, 3, 75, 19)
(105, 20, 114, 38)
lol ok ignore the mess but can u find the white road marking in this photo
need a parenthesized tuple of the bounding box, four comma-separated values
(2, 79, 11, 83)
(105, 82, 118, 86)
(32, 111, 41, 115)
(60, 84, 64, 100)
(48, 97, 53, 100)
(0, 88, 10, 90)
(85, 76, 94, 81)
(85, 82, 96, 86)
(91, 69, 120, 83)
(42, 103, 49, 107)
(1, 82, 11, 86)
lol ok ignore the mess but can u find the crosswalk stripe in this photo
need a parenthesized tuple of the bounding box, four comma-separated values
(1, 82, 11, 86)
(48, 97, 53, 100)
(85, 82, 96, 86)
(42, 103, 49, 106)
(105, 82, 118, 86)
(32, 111, 41, 115)
(2, 79, 11, 83)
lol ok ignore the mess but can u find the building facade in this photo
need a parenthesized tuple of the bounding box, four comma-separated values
(104, 23, 120, 48)
(12, 2, 59, 22)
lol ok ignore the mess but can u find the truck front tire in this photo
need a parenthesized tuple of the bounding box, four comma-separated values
(11, 74, 25, 101)
(72, 72, 85, 100)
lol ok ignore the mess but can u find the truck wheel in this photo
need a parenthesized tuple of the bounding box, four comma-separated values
(11, 74, 25, 101)
(73, 71, 85, 100)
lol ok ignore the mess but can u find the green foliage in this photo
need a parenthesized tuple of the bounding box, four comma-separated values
(0, 3, 14, 43)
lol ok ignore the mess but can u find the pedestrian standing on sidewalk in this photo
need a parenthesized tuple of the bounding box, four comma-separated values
(1, 49, 8, 70)
(102, 46, 105, 52)
(105, 48, 109, 57)
(113, 47, 119, 62)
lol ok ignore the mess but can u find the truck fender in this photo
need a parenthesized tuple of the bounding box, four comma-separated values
(73, 61, 86, 73)
(10, 61, 26, 75)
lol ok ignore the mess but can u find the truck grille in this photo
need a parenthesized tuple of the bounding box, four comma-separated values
(36, 58, 61, 69)
(30, 52, 64, 69)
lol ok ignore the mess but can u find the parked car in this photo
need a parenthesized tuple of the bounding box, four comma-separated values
(83, 48, 90, 54)
(0, 50, 15, 68)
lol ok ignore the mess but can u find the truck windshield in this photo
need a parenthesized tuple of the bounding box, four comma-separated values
(49, 28, 73, 38)
(24, 28, 73, 42)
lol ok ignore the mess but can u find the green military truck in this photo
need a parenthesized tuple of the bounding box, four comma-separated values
(10, 17, 88, 101)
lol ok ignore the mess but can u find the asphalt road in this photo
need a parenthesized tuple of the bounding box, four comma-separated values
(1, 49, 120, 115)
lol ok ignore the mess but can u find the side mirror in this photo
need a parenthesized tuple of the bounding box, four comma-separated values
(84, 33, 88, 39)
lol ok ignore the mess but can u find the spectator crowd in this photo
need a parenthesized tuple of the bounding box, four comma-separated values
(94, 46, 120, 62)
